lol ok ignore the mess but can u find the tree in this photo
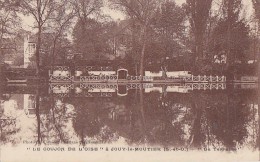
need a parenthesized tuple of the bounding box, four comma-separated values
(0, 1, 21, 64)
(184, 0, 213, 64)
(0, 1, 21, 46)
(71, 0, 103, 32)
(252, 0, 260, 150)
(72, 18, 112, 60)
(252, 1, 260, 69)
(48, 0, 76, 66)
(210, 19, 250, 65)
(70, 0, 105, 60)
(252, 0, 260, 21)
(19, 0, 58, 75)
(221, 0, 243, 66)
(148, 1, 187, 72)
(41, 32, 72, 66)
(109, 0, 161, 78)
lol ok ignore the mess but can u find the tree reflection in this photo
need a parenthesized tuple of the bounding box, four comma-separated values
(205, 91, 251, 149)
(41, 97, 75, 144)
(0, 118, 19, 145)
(144, 92, 194, 147)
(33, 90, 76, 145)
(35, 89, 42, 144)
(0, 95, 20, 145)
(0, 84, 257, 150)
(0, 92, 27, 145)
(107, 89, 257, 150)
(69, 97, 103, 145)
(256, 71, 260, 151)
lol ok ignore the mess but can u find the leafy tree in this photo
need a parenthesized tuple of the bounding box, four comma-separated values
(210, 19, 250, 64)
(184, 0, 213, 64)
(147, 1, 187, 71)
(0, 1, 21, 46)
(72, 18, 113, 60)
(70, 0, 103, 31)
(252, 0, 260, 150)
(109, 0, 161, 78)
(221, 0, 243, 65)
(19, 0, 58, 75)
(0, 0, 21, 64)
(70, 0, 107, 60)
(47, 0, 76, 65)
(252, 0, 260, 21)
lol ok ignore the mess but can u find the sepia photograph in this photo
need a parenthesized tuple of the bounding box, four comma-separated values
(0, 0, 259, 161)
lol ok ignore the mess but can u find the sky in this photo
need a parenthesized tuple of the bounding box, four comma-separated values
(21, 0, 187, 30)
(102, 0, 186, 20)
(21, 0, 254, 32)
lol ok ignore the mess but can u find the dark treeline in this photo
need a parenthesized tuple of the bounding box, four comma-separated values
(0, 0, 259, 77)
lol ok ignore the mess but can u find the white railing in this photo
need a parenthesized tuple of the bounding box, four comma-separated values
(88, 71, 116, 76)
(49, 84, 74, 94)
(49, 75, 74, 82)
(52, 93, 70, 98)
(184, 75, 226, 82)
(126, 76, 153, 81)
(49, 73, 226, 83)
(126, 84, 142, 90)
(143, 76, 153, 81)
(48, 83, 226, 98)
(75, 92, 113, 97)
(184, 83, 226, 90)
(145, 71, 163, 77)
(80, 83, 117, 90)
(80, 75, 118, 82)
(85, 66, 113, 71)
(126, 76, 142, 81)
(52, 66, 70, 71)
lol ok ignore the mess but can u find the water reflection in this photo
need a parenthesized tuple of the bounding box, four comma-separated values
(0, 83, 259, 151)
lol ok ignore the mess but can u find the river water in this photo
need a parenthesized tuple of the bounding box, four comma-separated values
(0, 83, 259, 152)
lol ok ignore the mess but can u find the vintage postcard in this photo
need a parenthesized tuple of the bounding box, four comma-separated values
(0, 0, 259, 162)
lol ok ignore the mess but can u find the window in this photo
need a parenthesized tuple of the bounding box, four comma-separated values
(28, 43, 36, 55)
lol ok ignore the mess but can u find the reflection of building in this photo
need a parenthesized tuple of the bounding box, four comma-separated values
(0, 94, 46, 117)
(9, 94, 24, 110)
(24, 94, 36, 115)
(24, 35, 36, 68)
(0, 94, 24, 120)
(2, 94, 36, 116)
(0, 100, 4, 115)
